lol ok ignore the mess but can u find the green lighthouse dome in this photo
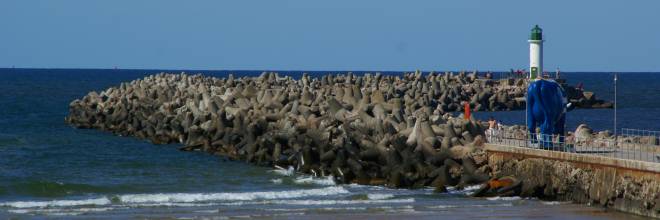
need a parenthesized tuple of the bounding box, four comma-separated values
(530, 25, 543, 40)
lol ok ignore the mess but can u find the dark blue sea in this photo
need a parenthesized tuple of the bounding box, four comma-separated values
(0, 68, 654, 219)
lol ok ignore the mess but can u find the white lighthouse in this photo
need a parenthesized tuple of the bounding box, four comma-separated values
(528, 25, 544, 79)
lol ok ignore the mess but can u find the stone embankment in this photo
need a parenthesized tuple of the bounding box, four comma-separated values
(488, 123, 659, 218)
(486, 146, 660, 218)
(66, 72, 495, 190)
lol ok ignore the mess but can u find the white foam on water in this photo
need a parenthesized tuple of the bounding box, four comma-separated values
(270, 178, 283, 184)
(379, 205, 416, 213)
(272, 212, 306, 217)
(367, 193, 395, 200)
(274, 198, 415, 206)
(265, 208, 308, 212)
(7, 207, 114, 216)
(70, 207, 115, 212)
(463, 184, 483, 191)
(227, 212, 305, 219)
(471, 203, 514, 207)
(426, 205, 459, 209)
(447, 184, 483, 195)
(193, 209, 219, 214)
(318, 206, 368, 211)
(346, 183, 387, 190)
(541, 201, 570, 205)
(486, 196, 522, 201)
(1, 187, 350, 211)
(426, 203, 514, 209)
(394, 207, 416, 213)
(293, 176, 336, 186)
(117, 186, 349, 204)
(44, 212, 83, 216)
(125, 202, 220, 208)
(266, 207, 369, 212)
(0, 197, 111, 208)
(345, 183, 369, 188)
(271, 166, 295, 176)
(220, 198, 415, 206)
(7, 209, 30, 214)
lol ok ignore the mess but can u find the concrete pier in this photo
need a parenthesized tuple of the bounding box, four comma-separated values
(485, 143, 660, 218)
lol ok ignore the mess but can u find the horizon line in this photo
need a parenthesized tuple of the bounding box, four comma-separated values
(1, 67, 658, 74)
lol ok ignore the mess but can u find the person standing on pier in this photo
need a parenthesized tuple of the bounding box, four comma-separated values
(487, 117, 499, 142)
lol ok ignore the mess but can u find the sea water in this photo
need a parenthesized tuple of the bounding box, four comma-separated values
(0, 69, 655, 219)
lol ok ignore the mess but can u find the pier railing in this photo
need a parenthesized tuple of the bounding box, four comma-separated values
(486, 128, 659, 163)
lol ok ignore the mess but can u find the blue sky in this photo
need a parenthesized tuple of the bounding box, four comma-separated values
(1, 1, 659, 71)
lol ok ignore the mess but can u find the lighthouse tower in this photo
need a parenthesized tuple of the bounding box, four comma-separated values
(529, 25, 544, 79)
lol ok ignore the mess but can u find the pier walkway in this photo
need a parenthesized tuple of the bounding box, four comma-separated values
(486, 129, 660, 164)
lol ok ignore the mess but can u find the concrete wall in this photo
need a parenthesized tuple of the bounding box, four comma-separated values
(485, 144, 660, 218)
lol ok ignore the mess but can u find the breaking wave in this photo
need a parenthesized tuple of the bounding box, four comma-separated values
(271, 166, 295, 176)
(293, 176, 336, 186)
(0, 198, 111, 209)
(1, 186, 349, 209)
(116, 186, 348, 203)
(219, 198, 415, 206)
(486, 196, 523, 201)
(367, 193, 395, 200)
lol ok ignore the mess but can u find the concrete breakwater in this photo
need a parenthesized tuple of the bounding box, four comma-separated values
(66, 72, 653, 217)
(486, 145, 660, 218)
(487, 123, 659, 218)
(66, 72, 495, 189)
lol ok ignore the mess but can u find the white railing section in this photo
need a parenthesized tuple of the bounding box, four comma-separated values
(486, 128, 659, 163)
